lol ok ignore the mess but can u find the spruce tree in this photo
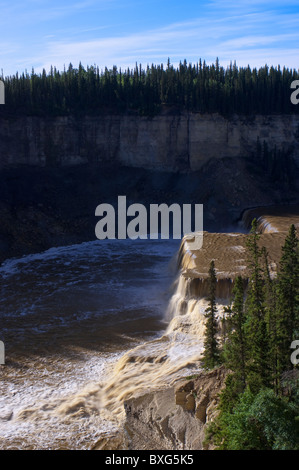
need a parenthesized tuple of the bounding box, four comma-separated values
(206, 222, 299, 449)
(202, 260, 220, 369)
(245, 219, 269, 392)
(1, 60, 299, 118)
(223, 276, 247, 390)
(276, 224, 299, 374)
(262, 246, 280, 393)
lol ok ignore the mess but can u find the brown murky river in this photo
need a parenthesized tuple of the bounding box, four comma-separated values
(0, 239, 184, 449)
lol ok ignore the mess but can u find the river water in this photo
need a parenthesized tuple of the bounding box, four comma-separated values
(0, 208, 289, 449)
(0, 238, 196, 449)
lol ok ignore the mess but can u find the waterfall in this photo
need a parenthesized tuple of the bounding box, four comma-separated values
(98, 273, 209, 418)
(242, 205, 299, 234)
(3, 217, 295, 449)
(11, 238, 229, 446)
(41, 270, 217, 427)
(96, 265, 230, 422)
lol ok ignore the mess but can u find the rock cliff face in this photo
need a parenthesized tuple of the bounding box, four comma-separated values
(1, 113, 298, 171)
(124, 367, 228, 450)
(94, 367, 228, 450)
(0, 111, 298, 264)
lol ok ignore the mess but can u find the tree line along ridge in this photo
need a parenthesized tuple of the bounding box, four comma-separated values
(0, 58, 298, 117)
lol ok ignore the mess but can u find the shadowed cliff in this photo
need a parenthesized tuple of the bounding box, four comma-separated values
(0, 149, 298, 264)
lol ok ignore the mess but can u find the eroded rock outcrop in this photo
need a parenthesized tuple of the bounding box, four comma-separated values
(119, 367, 228, 450)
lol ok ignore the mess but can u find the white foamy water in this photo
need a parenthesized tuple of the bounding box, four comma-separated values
(0, 238, 226, 449)
(0, 238, 180, 449)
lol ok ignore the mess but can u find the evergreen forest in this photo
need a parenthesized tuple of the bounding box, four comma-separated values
(203, 221, 299, 450)
(1, 59, 299, 117)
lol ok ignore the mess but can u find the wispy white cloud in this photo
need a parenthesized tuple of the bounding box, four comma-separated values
(0, 0, 115, 26)
(1, 0, 298, 75)
(208, 0, 299, 8)
(29, 6, 298, 73)
(220, 33, 299, 49)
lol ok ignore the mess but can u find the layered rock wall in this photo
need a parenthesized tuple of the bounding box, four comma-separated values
(1, 113, 298, 171)
(118, 367, 228, 450)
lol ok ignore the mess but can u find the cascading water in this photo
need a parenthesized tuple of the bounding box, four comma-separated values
(242, 205, 299, 234)
(43, 270, 212, 437)
(0, 237, 228, 450)
(98, 274, 209, 416)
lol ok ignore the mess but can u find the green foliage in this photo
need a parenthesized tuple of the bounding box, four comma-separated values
(222, 276, 247, 390)
(218, 373, 246, 414)
(245, 219, 270, 391)
(202, 260, 220, 369)
(274, 224, 299, 383)
(1, 59, 298, 118)
(205, 221, 299, 450)
(257, 140, 296, 185)
(262, 246, 280, 393)
(214, 387, 299, 450)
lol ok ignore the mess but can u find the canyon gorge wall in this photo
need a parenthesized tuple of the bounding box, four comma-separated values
(0, 113, 299, 171)
(1, 112, 298, 263)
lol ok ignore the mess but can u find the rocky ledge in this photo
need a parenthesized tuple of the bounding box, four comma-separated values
(94, 367, 228, 450)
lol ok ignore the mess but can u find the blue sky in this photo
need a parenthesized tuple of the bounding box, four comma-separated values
(0, 0, 299, 76)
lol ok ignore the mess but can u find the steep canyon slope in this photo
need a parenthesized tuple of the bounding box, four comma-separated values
(0, 111, 298, 263)
(0, 113, 299, 171)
